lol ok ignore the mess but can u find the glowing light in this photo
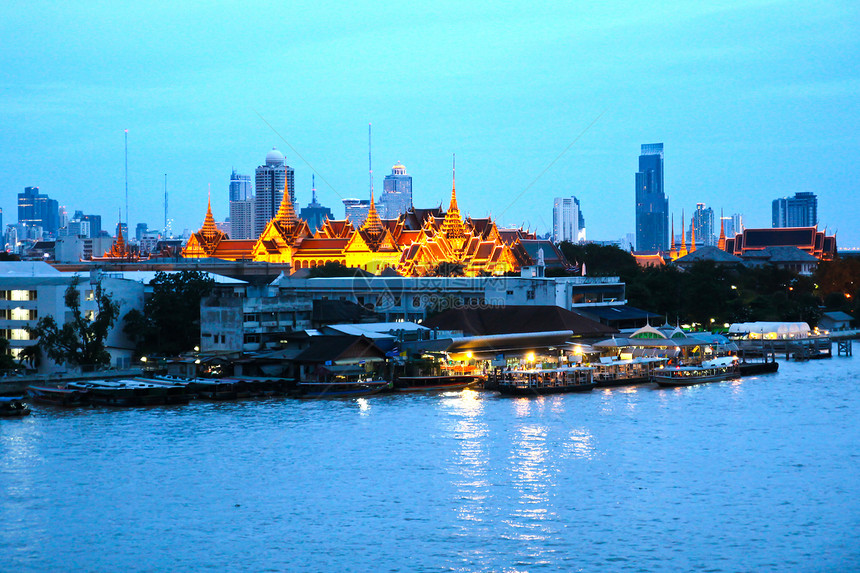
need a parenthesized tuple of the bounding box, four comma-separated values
(731, 285, 737, 290)
(466, 351, 473, 360)
(526, 352, 536, 363)
(194, 346, 200, 352)
(140, 356, 147, 363)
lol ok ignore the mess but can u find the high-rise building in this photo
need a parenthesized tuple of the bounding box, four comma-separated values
(692, 203, 716, 246)
(83, 214, 102, 238)
(300, 176, 333, 234)
(723, 213, 744, 239)
(379, 163, 413, 219)
(772, 192, 817, 228)
(229, 169, 253, 201)
(634, 143, 668, 252)
(552, 197, 586, 243)
(136, 223, 148, 241)
(58, 206, 68, 229)
(343, 198, 370, 227)
(254, 148, 294, 238)
(17, 186, 60, 235)
(229, 169, 255, 240)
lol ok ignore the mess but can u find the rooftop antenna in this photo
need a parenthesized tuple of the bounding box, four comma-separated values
(312, 174, 316, 204)
(164, 173, 168, 234)
(368, 122, 373, 202)
(124, 129, 129, 230)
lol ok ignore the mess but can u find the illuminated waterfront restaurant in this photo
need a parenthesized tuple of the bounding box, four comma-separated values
(180, 175, 563, 276)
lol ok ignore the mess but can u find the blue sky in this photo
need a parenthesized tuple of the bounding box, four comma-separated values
(2, 0, 858, 246)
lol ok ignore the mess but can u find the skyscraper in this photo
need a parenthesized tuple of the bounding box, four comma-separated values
(379, 163, 413, 219)
(254, 148, 294, 238)
(552, 196, 586, 243)
(692, 203, 715, 246)
(17, 186, 60, 235)
(772, 192, 817, 228)
(229, 169, 255, 240)
(300, 176, 333, 234)
(635, 143, 668, 252)
(343, 198, 370, 227)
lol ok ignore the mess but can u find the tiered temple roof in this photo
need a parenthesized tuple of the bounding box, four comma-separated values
(179, 172, 569, 275)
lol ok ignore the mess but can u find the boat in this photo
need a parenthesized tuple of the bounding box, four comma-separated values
(294, 380, 390, 399)
(66, 379, 189, 406)
(653, 357, 740, 387)
(27, 385, 89, 406)
(0, 396, 31, 417)
(738, 360, 779, 376)
(495, 367, 595, 396)
(391, 374, 481, 392)
(590, 357, 669, 388)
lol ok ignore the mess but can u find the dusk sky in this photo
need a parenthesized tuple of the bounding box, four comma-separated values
(2, 1, 858, 246)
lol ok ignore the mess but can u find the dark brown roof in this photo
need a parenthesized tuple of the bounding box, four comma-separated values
(292, 335, 386, 363)
(423, 305, 618, 338)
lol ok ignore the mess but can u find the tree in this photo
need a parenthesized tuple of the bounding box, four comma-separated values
(0, 339, 19, 372)
(124, 270, 215, 356)
(30, 276, 120, 370)
(307, 261, 364, 278)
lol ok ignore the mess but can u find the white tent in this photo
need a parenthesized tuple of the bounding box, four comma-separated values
(727, 322, 810, 339)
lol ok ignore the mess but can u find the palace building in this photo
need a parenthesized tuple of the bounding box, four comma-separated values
(180, 174, 565, 276)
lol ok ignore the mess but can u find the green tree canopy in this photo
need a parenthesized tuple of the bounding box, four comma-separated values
(30, 276, 119, 370)
(124, 270, 215, 357)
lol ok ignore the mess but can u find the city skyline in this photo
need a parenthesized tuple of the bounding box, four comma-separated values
(1, 2, 858, 246)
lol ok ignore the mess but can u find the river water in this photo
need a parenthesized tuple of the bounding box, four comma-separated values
(2, 345, 859, 572)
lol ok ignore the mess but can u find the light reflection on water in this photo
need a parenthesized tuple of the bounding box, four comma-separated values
(1, 350, 859, 572)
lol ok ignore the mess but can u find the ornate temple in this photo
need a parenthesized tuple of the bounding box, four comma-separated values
(180, 175, 566, 276)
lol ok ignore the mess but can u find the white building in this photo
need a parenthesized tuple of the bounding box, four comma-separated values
(553, 197, 586, 243)
(0, 263, 145, 372)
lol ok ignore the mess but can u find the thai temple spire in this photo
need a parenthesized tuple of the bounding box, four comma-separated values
(718, 209, 726, 251)
(679, 208, 688, 257)
(669, 214, 677, 260)
(274, 173, 298, 226)
(201, 189, 219, 241)
(690, 216, 697, 253)
(441, 154, 465, 239)
(361, 187, 383, 233)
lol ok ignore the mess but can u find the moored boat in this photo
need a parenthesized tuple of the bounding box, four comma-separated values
(495, 367, 595, 396)
(27, 385, 89, 406)
(295, 380, 390, 399)
(591, 357, 669, 388)
(0, 396, 31, 417)
(653, 357, 740, 387)
(392, 375, 480, 392)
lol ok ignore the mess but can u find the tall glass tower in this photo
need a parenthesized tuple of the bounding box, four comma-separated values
(635, 143, 668, 252)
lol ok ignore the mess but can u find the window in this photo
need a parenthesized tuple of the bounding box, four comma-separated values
(85, 310, 95, 321)
(85, 290, 94, 301)
(10, 308, 34, 321)
(10, 329, 29, 341)
(10, 290, 33, 301)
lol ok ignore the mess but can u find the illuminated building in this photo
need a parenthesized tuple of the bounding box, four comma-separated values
(723, 226, 836, 261)
(182, 170, 564, 276)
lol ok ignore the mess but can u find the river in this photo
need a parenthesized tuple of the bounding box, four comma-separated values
(2, 344, 858, 572)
